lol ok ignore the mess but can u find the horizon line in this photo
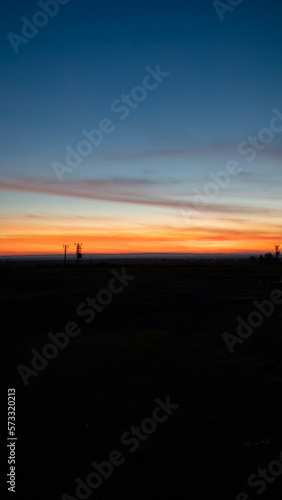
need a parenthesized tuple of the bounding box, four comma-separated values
(0, 251, 273, 259)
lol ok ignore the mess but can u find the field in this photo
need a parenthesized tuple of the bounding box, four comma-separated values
(2, 259, 282, 499)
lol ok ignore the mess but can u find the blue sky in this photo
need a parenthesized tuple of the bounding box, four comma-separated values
(1, 0, 282, 254)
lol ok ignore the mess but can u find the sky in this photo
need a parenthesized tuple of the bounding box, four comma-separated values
(1, 0, 282, 255)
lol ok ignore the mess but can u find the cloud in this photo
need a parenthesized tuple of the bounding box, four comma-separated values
(0, 177, 193, 210)
(90, 144, 235, 164)
(0, 176, 281, 220)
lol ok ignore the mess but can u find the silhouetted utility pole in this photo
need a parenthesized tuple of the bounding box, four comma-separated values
(63, 245, 69, 265)
(74, 242, 83, 264)
(274, 244, 280, 257)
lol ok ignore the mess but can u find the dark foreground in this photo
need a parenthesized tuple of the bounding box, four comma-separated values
(2, 259, 282, 499)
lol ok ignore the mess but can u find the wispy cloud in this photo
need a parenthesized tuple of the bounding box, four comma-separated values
(90, 144, 234, 164)
(0, 177, 182, 209)
(0, 176, 280, 217)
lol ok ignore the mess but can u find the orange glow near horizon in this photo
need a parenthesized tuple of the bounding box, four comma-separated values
(0, 223, 277, 256)
(1, 172, 281, 257)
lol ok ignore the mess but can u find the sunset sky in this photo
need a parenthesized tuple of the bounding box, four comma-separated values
(1, 0, 282, 255)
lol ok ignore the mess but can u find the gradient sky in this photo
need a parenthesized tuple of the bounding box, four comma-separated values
(1, 0, 282, 255)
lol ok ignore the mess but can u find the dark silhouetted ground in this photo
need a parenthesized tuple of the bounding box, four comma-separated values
(2, 259, 282, 499)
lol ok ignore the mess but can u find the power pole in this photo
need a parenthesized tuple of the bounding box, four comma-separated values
(63, 245, 69, 265)
(74, 242, 83, 264)
(274, 244, 280, 257)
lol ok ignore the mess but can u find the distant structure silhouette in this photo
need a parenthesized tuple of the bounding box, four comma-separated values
(63, 245, 69, 265)
(74, 242, 83, 264)
(274, 244, 280, 257)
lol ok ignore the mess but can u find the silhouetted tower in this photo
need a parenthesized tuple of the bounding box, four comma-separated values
(274, 244, 280, 257)
(63, 245, 69, 265)
(74, 242, 83, 263)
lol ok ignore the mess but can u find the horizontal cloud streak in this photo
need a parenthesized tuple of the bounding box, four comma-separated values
(1, 177, 281, 219)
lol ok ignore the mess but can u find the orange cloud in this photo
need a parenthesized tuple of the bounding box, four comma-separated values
(0, 177, 280, 256)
